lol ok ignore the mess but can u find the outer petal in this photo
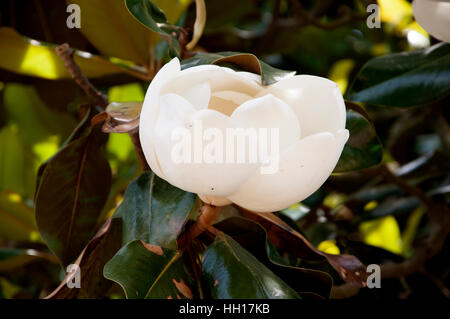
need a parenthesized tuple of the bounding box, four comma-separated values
(162, 65, 263, 98)
(154, 104, 259, 197)
(183, 82, 211, 110)
(139, 58, 181, 178)
(266, 75, 346, 137)
(413, 0, 450, 43)
(227, 129, 349, 212)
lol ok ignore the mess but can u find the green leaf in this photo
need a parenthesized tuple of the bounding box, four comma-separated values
(181, 51, 296, 85)
(67, 0, 189, 66)
(0, 248, 53, 272)
(0, 27, 136, 80)
(125, 0, 184, 57)
(104, 240, 193, 299)
(334, 109, 383, 172)
(0, 191, 39, 242)
(357, 197, 421, 223)
(348, 42, 450, 107)
(35, 127, 112, 266)
(113, 171, 196, 249)
(202, 233, 300, 299)
(214, 217, 332, 298)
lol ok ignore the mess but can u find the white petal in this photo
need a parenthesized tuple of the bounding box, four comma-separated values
(209, 90, 253, 115)
(231, 94, 301, 161)
(413, 0, 450, 43)
(227, 129, 349, 212)
(140, 58, 181, 178)
(154, 107, 259, 197)
(183, 81, 211, 110)
(162, 64, 262, 98)
(267, 75, 346, 137)
(236, 71, 262, 84)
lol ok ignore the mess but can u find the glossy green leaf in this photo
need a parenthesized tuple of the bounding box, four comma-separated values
(0, 27, 135, 80)
(348, 42, 450, 107)
(125, 0, 183, 57)
(35, 127, 112, 266)
(215, 217, 332, 298)
(104, 240, 193, 299)
(181, 51, 296, 85)
(202, 233, 301, 299)
(113, 171, 196, 249)
(334, 109, 383, 172)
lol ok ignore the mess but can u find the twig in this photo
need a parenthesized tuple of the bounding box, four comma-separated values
(55, 43, 108, 108)
(55, 43, 149, 170)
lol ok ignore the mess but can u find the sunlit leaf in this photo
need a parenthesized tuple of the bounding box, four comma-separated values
(359, 215, 403, 255)
(0, 192, 39, 242)
(0, 27, 135, 80)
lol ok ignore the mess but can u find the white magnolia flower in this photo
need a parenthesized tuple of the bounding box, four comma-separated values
(413, 0, 450, 43)
(139, 58, 349, 212)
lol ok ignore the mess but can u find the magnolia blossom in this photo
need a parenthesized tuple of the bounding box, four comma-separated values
(139, 58, 349, 212)
(413, 0, 450, 43)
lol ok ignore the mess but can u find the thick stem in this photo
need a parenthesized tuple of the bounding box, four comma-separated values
(187, 204, 222, 241)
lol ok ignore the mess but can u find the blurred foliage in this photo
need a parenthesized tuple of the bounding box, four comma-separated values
(0, 0, 449, 300)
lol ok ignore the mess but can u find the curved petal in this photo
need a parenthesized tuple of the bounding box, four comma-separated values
(140, 58, 181, 178)
(231, 94, 301, 160)
(227, 129, 349, 212)
(154, 106, 259, 197)
(209, 90, 253, 116)
(413, 0, 450, 43)
(266, 75, 346, 137)
(162, 65, 263, 98)
(182, 81, 211, 110)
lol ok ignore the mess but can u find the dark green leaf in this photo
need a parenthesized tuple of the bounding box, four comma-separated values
(125, 0, 181, 57)
(215, 217, 332, 298)
(35, 127, 111, 266)
(348, 42, 450, 107)
(181, 51, 296, 85)
(104, 240, 193, 299)
(113, 171, 196, 249)
(240, 210, 367, 285)
(202, 233, 300, 299)
(46, 218, 122, 299)
(0, 248, 54, 272)
(357, 197, 421, 223)
(334, 109, 383, 172)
